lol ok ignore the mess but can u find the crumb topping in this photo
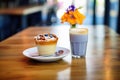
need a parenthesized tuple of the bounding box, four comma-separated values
(34, 33, 58, 42)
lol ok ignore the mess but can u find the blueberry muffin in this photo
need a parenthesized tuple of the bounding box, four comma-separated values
(34, 33, 58, 56)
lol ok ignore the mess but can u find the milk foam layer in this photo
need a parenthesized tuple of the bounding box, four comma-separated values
(69, 28, 88, 35)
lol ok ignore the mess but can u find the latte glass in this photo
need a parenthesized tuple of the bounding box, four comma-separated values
(69, 28, 88, 58)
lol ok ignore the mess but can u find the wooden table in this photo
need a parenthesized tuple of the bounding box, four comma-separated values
(0, 25, 120, 80)
(0, 4, 46, 29)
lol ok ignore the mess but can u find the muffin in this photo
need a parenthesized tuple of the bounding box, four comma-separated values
(34, 33, 58, 56)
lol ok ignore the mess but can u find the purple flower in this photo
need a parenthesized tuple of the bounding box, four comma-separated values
(66, 5, 75, 13)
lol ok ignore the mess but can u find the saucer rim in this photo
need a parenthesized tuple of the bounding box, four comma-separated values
(23, 46, 70, 62)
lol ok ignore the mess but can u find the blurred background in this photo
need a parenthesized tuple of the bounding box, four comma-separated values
(0, 0, 120, 41)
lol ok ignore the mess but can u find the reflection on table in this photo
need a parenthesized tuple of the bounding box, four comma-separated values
(0, 25, 120, 80)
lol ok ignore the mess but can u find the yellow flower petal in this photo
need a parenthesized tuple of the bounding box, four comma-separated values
(73, 9, 85, 24)
(61, 7, 86, 25)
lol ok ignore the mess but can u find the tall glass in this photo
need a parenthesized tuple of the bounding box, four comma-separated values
(69, 28, 88, 58)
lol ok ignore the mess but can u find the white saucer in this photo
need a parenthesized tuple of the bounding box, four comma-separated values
(23, 47, 70, 62)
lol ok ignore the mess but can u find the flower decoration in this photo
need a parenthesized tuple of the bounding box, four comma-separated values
(61, 5, 85, 28)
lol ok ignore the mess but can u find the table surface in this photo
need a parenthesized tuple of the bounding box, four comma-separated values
(0, 4, 46, 15)
(0, 25, 120, 80)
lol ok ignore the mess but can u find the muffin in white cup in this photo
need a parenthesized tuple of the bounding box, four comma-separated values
(34, 33, 58, 56)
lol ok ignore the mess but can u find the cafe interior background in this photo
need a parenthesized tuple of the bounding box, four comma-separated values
(0, 0, 119, 41)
